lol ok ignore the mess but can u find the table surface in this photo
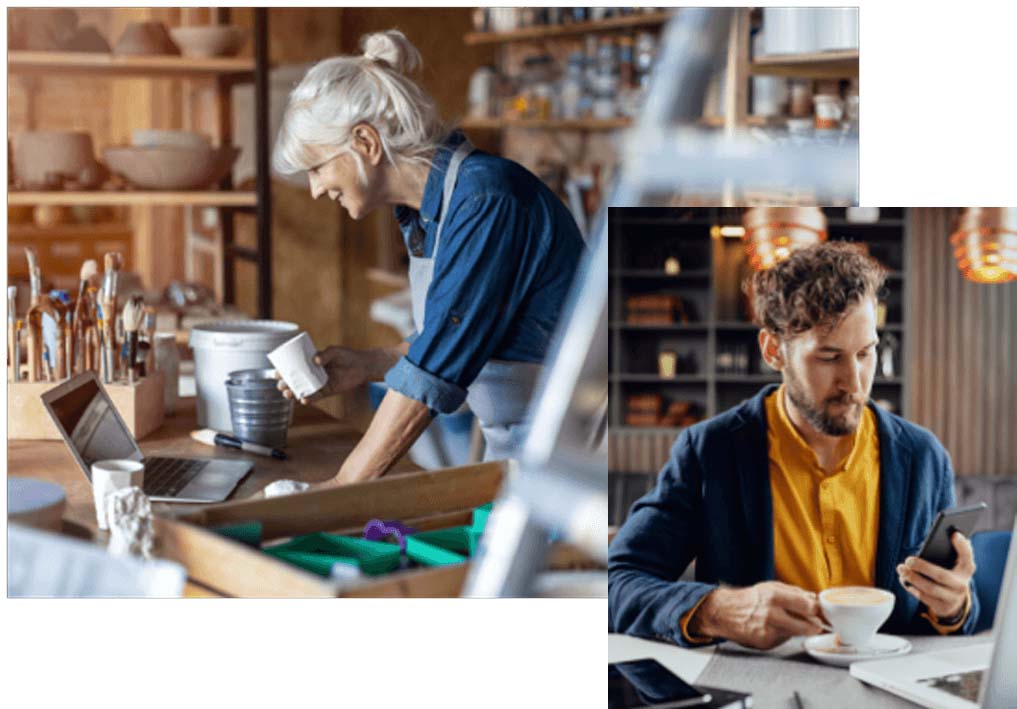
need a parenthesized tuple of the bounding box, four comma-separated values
(7, 396, 420, 534)
(608, 632, 993, 708)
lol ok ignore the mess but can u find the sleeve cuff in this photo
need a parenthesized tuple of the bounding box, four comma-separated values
(679, 592, 716, 645)
(922, 588, 972, 635)
(384, 356, 468, 414)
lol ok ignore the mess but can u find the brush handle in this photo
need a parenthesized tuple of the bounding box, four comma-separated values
(126, 332, 138, 384)
(7, 320, 15, 383)
(102, 299, 116, 383)
(14, 325, 22, 382)
(55, 321, 68, 381)
(27, 319, 42, 383)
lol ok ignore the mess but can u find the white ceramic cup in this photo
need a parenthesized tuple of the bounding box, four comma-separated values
(813, 94, 844, 129)
(90, 459, 145, 531)
(819, 586, 895, 648)
(267, 332, 328, 400)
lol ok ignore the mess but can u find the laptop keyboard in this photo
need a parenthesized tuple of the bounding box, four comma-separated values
(143, 457, 209, 497)
(917, 669, 984, 702)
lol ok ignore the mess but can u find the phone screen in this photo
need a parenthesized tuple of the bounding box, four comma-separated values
(608, 659, 707, 708)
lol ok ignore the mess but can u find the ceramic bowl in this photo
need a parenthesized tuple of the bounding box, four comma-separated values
(113, 21, 180, 56)
(103, 145, 240, 190)
(11, 131, 101, 190)
(131, 129, 211, 150)
(168, 25, 249, 58)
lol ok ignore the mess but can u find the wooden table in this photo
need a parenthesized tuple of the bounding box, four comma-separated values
(7, 396, 420, 535)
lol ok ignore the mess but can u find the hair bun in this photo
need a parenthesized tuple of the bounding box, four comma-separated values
(360, 29, 421, 75)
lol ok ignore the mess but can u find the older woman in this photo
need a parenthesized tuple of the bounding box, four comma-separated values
(272, 30, 585, 485)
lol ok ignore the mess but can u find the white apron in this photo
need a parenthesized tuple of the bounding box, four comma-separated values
(408, 140, 542, 461)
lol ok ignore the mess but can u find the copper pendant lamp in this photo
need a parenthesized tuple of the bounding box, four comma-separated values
(950, 208, 1017, 284)
(742, 207, 828, 271)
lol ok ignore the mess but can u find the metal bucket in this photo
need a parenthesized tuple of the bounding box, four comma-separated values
(225, 368, 294, 448)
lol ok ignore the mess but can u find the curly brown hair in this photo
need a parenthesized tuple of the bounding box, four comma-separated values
(748, 241, 887, 338)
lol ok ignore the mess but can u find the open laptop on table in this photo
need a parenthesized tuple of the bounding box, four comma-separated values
(41, 371, 251, 503)
(850, 517, 1017, 708)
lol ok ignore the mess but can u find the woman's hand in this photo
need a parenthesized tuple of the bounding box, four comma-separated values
(275, 346, 372, 405)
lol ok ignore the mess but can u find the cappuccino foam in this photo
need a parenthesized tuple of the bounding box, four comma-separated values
(822, 588, 890, 606)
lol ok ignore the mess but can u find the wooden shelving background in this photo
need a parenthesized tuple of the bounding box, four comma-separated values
(460, 116, 632, 131)
(750, 49, 859, 79)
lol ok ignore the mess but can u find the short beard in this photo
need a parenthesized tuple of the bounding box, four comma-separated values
(783, 363, 864, 436)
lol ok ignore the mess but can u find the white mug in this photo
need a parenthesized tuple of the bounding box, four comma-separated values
(90, 459, 144, 531)
(267, 332, 328, 400)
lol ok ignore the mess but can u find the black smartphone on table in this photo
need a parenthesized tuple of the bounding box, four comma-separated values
(914, 502, 988, 571)
(608, 659, 712, 708)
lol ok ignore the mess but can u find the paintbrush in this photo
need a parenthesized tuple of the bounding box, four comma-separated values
(101, 252, 121, 383)
(8, 286, 16, 382)
(71, 260, 98, 375)
(14, 320, 23, 382)
(143, 307, 156, 373)
(122, 296, 144, 384)
(25, 247, 41, 306)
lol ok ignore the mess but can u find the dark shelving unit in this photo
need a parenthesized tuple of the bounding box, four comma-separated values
(609, 207, 912, 526)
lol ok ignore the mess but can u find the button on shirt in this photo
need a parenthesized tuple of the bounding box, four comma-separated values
(384, 132, 585, 413)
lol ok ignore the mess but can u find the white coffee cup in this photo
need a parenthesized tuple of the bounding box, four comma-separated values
(267, 332, 328, 400)
(819, 586, 895, 648)
(90, 459, 145, 531)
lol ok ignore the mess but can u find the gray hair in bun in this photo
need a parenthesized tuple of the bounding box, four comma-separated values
(273, 29, 446, 183)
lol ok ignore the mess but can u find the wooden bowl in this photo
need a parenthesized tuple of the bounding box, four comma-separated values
(168, 25, 249, 58)
(11, 131, 101, 190)
(113, 21, 180, 56)
(103, 145, 241, 190)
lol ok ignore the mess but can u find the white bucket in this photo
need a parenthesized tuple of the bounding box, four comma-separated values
(188, 320, 299, 432)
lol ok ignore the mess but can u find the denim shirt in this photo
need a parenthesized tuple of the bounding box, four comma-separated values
(383, 131, 585, 414)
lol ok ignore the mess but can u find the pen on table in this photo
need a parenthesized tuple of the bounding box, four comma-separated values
(793, 690, 805, 709)
(190, 428, 288, 460)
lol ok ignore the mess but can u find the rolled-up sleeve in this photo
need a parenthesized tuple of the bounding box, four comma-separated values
(385, 192, 540, 414)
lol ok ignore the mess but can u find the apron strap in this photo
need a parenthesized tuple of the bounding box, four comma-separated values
(431, 139, 476, 258)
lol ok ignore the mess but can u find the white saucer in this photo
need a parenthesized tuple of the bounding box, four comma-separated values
(804, 633, 912, 667)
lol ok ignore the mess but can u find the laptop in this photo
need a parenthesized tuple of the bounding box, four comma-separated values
(41, 371, 252, 503)
(850, 517, 1017, 708)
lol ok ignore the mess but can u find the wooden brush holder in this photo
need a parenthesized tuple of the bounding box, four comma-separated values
(7, 370, 165, 441)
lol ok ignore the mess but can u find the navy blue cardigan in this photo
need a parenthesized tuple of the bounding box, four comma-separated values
(608, 385, 980, 646)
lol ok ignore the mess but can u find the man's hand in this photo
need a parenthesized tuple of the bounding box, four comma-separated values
(897, 531, 976, 621)
(687, 581, 827, 650)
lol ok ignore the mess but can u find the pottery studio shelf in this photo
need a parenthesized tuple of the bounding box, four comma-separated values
(749, 49, 860, 79)
(460, 116, 632, 131)
(7, 51, 256, 80)
(463, 11, 673, 45)
(8, 191, 258, 207)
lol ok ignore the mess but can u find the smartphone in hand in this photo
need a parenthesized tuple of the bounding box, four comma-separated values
(914, 502, 988, 571)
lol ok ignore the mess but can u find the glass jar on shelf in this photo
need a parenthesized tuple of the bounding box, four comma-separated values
(515, 54, 557, 120)
(559, 52, 588, 120)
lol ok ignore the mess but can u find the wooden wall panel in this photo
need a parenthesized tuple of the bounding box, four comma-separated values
(906, 208, 1017, 477)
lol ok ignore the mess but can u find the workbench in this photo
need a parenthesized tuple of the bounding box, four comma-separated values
(7, 396, 420, 594)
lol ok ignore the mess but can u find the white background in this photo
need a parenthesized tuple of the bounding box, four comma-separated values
(3, 1, 1016, 707)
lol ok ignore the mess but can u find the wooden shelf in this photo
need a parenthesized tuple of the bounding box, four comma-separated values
(750, 49, 859, 79)
(7, 51, 256, 80)
(609, 323, 709, 332)
(8, 191, 258, 207)
(714, 374, 782, 384)
(698, 115, 770, 128)
(7, 222, 132, 238)
(612, 374, 708, 384)
(463, 11, 673, 45)
(460, 116, 632, 131)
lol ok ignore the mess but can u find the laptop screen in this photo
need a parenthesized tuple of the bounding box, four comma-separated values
(43, 374, 142, 479)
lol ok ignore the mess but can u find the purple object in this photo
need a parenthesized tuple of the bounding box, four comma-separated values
(363, 519, 417, 553)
